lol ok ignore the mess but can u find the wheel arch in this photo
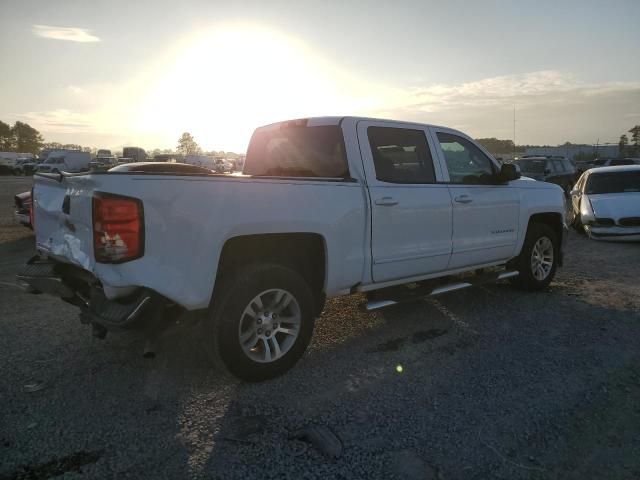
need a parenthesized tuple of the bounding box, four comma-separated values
(213, 232, 327, 314)
(528, 212, 563, 240)
(521, 212, 564, 266)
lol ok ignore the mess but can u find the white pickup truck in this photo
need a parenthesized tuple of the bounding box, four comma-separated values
(19, 117, 567, 381)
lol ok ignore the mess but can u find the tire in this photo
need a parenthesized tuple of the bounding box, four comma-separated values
(204, 263, 315, 382)
(510, 223, 559, 291)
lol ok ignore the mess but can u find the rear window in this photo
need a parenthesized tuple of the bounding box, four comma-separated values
(610, 159, 634, 166)
(562, 159, 575, 172)
(244, 125, 349, 178)
(516, 159, 546, 173)
(552, 160, 565, 172)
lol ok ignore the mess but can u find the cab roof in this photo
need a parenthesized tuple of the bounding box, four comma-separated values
(255, 116, 446, 131)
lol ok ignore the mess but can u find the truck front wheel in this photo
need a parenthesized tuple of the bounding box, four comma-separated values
(510, 223, 559, 291)
(205, 263, 315, 382)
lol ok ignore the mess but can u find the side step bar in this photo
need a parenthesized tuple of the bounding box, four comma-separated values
(365, 270, 519, 311)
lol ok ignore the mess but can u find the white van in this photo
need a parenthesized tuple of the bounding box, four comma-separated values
(36, 150, 91, 173)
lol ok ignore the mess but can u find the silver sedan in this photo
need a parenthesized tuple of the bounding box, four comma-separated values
(570, 165, 640, 242)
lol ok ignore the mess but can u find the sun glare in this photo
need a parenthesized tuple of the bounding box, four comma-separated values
(136, 26, 369, 151)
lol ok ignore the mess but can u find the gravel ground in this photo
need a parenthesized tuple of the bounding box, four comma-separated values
(1, 176, 639, 479)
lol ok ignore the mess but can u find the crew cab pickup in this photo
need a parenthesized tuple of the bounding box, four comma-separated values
(19, 117, 567, 381)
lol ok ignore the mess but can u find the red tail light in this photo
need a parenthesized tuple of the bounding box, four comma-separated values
(92, 193, 144, 263)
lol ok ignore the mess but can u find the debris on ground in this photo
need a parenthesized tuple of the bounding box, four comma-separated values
(23, 381, 45, 393)
(290, 425, 342, 459)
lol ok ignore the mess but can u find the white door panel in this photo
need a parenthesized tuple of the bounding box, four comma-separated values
(447, 185, 519, 268)
(429, 127, 519, 269)
(357, 120, 453, 283)
(370, 184, 452, 281)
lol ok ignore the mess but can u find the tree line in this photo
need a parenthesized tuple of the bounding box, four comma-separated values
(618, 126, 640, 158)
(7, 119, 636, 160)
(478, 125, 640, 159)
(175, 132, 243, 158)
(0, 120, 44, 154)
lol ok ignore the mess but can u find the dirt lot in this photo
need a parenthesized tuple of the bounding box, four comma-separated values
(1, 176, 639, 479)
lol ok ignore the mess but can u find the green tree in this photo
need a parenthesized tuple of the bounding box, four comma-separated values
(11, 121, 44, 154)
(42, 142, 64, 150)
(476, 138, 516, 154)
(176, 132, 201, 156)
(629, 126, 640, 157)
(618, 134, 629, 158)
(0, 120, 12, 150)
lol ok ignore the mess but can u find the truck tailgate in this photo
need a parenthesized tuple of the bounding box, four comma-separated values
(33, 174, 96, 271)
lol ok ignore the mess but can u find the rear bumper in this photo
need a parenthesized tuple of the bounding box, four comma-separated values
(16, 256, 160, 329)
(14, 211, 30, 227)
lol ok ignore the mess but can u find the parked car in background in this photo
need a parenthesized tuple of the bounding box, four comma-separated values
(577, 157, 640, 174)
(13, 158, 38, 175)
(19, 116, 567, 381)
(213, 158, 232, 173)
(0, 152, 36, 174)
(597, 158, 640, 167)
(96, 149, 112, 157)
(0, 157, 18, 174)
(90, 156, 118, 171)
(514, 156, 577, 193)
(36, 150, 91, 173)
(570, 165, 640, 241)
(122, 147, 146, 163)
(14, 191, 32, 228)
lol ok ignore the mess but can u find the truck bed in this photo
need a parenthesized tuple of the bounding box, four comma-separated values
(33, 171, 367, 309)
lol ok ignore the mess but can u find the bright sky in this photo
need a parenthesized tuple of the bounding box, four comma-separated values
(1, 0, 639, 152)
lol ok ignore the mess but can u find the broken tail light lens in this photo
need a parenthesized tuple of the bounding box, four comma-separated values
(92, 193, 144, 263)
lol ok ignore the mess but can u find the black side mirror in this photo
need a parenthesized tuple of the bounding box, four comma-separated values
(544, 168, 551, 175)
(499, 163, 520, 182)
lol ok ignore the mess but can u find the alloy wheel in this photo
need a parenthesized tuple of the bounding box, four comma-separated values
(530, 236, 554, 281)
(237, 289, 301, 363)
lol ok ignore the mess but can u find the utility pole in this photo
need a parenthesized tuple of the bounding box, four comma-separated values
(513, 105, 516, 158)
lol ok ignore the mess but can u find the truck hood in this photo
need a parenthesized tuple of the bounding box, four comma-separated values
(588, 193, 640, 219)
(522, 173, 545, 181)
(510, 177, 560, 190)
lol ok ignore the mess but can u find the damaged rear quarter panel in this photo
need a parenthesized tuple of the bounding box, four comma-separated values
(34, 176, 96, 272)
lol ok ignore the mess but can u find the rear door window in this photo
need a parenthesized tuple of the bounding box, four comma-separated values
(367, 127, 436, 183)
(244, 125, 349, 178)
(562, 159, 575, 172)
(552, 160, 565, 172)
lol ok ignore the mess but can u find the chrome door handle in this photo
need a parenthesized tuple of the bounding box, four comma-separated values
(454, 195, 473, 204)
(375, 196, 398, 206)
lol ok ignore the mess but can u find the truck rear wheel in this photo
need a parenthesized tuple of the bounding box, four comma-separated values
(205, 263, 315, 382)
(510, 223, 558, 291)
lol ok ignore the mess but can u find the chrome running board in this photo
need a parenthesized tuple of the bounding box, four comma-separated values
(365, 270, 519, 311)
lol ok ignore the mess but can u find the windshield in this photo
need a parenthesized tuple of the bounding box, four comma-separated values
(516, 159, 546, 173)
(586, 171, 640, 194)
